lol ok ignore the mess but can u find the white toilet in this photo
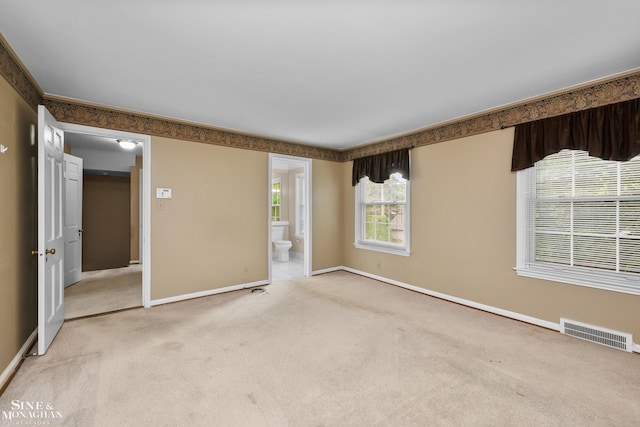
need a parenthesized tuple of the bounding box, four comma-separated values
(271, 225, 293, 262)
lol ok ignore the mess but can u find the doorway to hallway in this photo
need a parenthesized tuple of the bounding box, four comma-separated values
(62, 129, 147, 319)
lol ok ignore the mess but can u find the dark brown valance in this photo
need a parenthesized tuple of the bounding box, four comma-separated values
(352, 148, 410, 186)
(511, 98, 640, 171)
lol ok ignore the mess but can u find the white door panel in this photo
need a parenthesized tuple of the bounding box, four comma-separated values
(38, 105, 65, 355)
(64, 154, 83, 287)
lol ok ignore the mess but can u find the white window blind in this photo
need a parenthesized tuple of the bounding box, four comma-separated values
(517, 149, 640, 295)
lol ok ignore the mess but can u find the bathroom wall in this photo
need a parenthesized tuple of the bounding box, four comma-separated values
(288, 167, 305, 257)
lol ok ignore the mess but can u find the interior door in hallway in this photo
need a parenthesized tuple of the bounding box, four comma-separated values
(64, 153, 83, 287)
(37, 105, 65, 355)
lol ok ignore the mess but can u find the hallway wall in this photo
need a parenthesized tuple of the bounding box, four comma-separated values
(83, 175, 131, 271)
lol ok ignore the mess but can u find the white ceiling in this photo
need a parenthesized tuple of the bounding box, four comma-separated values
(65, 132, 144, 156)
(1, 1, 639, 150)
(272, 157, 306, 171)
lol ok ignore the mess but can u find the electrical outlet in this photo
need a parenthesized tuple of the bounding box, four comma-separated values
(243, 267, 249, 274)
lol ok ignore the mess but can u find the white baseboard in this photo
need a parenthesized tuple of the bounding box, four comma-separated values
(341, 267, 561, 331)
(147, 267, 640, 354)
(312, 266, 344, 276)
(129, 260, 140, 265)
(1, 328, 37, 391)
(340, 267, 640, 353)
(150, 279, 269, 306)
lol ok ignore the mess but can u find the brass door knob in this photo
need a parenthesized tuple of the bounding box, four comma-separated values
(32, 248, 56, 255)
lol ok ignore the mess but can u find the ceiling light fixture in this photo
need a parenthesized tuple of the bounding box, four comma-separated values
(117, 139, 137, 150)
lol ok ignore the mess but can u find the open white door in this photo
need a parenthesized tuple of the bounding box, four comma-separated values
(37, 105, 65, 355)
(64, 153, 83, 287)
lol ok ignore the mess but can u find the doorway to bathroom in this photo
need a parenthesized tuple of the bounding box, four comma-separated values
(269, 154, 312, 283)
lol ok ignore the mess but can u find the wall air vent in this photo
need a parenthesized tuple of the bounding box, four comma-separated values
(560, 318, 632, 352)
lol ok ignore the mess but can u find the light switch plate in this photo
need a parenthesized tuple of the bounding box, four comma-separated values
(156, 188, 172, 199)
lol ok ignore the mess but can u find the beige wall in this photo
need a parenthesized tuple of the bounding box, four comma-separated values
(150, 147, 344, 298)
(0, 76, 37, 374)
(312, 159, 343, 271)
(150, 137, 269, 300)
(343, 129, 640, 338)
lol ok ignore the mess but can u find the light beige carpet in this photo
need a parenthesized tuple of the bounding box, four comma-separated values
(64, 265, 142, 319)
(2, 271, 639, 426)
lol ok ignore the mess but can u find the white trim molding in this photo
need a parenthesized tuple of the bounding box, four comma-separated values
(312, 266, 344, 276)
(1, 328, 37, 391)
(342, 266, 561, 330)
(354, 173, 411, 257)
(353, 242, 411, 257)
(58, 121, 153, 308)
(340, 266, 640, 353)
(515, 158, 640, 296)
(133, 266, 640, 354)
(268, 154, 313, 281)
(150, 280, 269, 306)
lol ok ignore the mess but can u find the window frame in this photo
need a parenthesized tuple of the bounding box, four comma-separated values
(354, 173, 411, 256)
(271, 177, 282, 222)
(515, 152, 640, 296)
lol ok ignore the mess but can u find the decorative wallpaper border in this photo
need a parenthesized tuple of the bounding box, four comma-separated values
(0, 35, 43, 109)
(42, 97, 343, 161)
(2, 34, 639, 163)
(344, 71, 640, 161)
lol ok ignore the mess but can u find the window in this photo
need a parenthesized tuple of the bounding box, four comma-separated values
(355, 172, 410, 256)
(271, 178, 281, 221)
(295, 173, 305, 236)
(516, 149, 640, 295)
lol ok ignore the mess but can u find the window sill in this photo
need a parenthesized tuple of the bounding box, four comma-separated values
(514, 264, 640, 296)
(354, 242, 410, 257)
